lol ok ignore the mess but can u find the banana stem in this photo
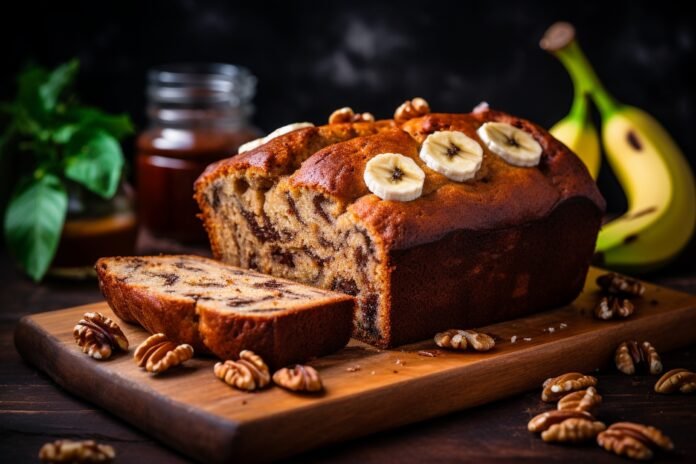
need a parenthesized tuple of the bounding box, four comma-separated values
(552, 41, 620, 118)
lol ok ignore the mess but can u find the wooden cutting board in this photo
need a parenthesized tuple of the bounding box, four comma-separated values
(14, 268, 696, 463)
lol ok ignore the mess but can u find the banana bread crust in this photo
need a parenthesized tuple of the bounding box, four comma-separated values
(194, 108, 605, 347)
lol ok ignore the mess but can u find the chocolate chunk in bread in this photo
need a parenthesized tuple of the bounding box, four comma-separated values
(96, 255, 354, 368)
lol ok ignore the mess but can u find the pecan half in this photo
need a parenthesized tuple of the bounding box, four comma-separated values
(133, 333, 193, 374)
(597, 422, 673, 460)
(434, 329, 495, 352)
(542, 372, 598, 402)
(528, 409, 595, 432)
(328, 107, 375, 124)
(596, 272, 645, 297)
(39, 439, 115, 463)
(73, 312, 128, 360)
(541, 417, 606, 443)
(272, 365, 323, 392)
(615, 341, 662, 375)
(594, 296, 635, 320)
(557, 386, 602, 415)
(394, 97, 430, 122)
(654, 368, 696, 394)
(214, 350, 270, 391)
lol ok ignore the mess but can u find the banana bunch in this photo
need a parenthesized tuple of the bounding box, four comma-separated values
(542, 22, 696, 272)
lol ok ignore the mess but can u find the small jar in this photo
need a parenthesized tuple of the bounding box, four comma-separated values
(136, 63, 260, 243)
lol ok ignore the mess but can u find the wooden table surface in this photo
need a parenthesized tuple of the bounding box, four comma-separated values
(1, 247, 695, 463)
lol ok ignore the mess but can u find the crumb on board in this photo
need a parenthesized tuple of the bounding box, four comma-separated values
(511, 335, 518, 343)
(548, 327, 555, 333)
(560, 323, 568, 329)
(395, 359, 405, 366)
(523, 337, 532, 342)
(417, 350, 439, 357)
(346, 365, 361, 372)
(370, 370, 376, 375)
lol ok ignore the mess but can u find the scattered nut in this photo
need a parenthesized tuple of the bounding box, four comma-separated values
(328, 107, 375, 124)
(39, 439, 115, 463)
(597, 422, 673, 460)
(73, 312, 128, 360)
(542, 372, 598, 402)
(594, 296, 635, 320)
(272, 365, 323, 393)
(557, 386, 602, 415)
(214, 350, 270, 391)
(541, 417, 606, 443)
(133, 333, 193, 374)
(654, 368, 696, 394)
(596, 272, 645, 298)
(528, 409, 595, 432)
(434, 329, 495, 352)
(615, 341, 663, 375)
(394, 97, 430, 122)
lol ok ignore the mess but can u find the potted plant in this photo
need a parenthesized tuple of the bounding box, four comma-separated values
(1, 59, 137, 281)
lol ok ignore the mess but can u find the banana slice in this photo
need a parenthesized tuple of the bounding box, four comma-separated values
(477, 122, 543, 167)
(265, 122, 315, 141)
(364, 153, 425, 202)
(237, 122, 315, 154)
(419, 131, 483, 182)
(238, 137, 265, 154)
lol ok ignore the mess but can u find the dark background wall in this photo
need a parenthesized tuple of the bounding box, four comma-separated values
(2, 0, 695, 219)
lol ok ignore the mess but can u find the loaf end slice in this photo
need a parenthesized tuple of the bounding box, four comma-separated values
(96, 255, 355, 368)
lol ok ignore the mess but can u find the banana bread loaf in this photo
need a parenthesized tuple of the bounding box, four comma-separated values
(194, 100, 605, 348)
(96, 255, 354, 367)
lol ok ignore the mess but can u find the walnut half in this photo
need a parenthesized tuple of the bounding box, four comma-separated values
(328, 107, 375, 124)
(133, 333, 193, 374)
(654, 368, 696, 394)
(39, 439, 115, 463)
(214, 350, 271, 392)
(434, 329, 495, 352)
(273, 365, 323, 392)
(615, 341, 663, 375)
(541, 372, 598, 402)
(394, 97, 430, 122)
(557, 386, 602, 415)
(73, 312, 128, 360)
(597, 422, 674, 460)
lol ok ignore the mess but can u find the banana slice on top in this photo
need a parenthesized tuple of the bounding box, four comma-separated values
(364, 153, 425, 202)
(238, 122, 315, 154)
(419, 131, 483, 182)
(477, 122, 543, 167)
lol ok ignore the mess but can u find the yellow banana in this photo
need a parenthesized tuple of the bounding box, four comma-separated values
(543, 23, 601, 179)
(543, 22, 696, 272)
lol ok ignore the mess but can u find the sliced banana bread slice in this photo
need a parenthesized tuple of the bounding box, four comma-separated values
(96, 255, 354, 368)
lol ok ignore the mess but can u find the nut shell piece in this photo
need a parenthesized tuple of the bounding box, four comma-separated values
(273, 364, 323, 392)
(214, 350, 271, 391)
(133, 333, 193, 374)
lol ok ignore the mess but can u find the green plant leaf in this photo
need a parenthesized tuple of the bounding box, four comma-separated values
(64, 130, 124, 198)
(17, 65, 50, 122)
(39, 59, 79, 113)
(4, 174, 67, 281)
(64, 107, 134, 140)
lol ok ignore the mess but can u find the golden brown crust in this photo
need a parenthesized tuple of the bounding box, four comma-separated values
(195, 109, 604, 251)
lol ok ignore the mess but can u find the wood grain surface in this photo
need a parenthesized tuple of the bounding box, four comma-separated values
(12, 268, 696, 463)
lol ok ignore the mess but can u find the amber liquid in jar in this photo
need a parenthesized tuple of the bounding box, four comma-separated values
(136, 64, 260, 243)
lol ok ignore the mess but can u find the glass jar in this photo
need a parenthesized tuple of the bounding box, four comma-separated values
(136, 63, 261, 243)
(50, 181, 138, 279)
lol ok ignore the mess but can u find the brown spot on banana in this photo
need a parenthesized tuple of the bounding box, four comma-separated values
(627, 130, 642, 151)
